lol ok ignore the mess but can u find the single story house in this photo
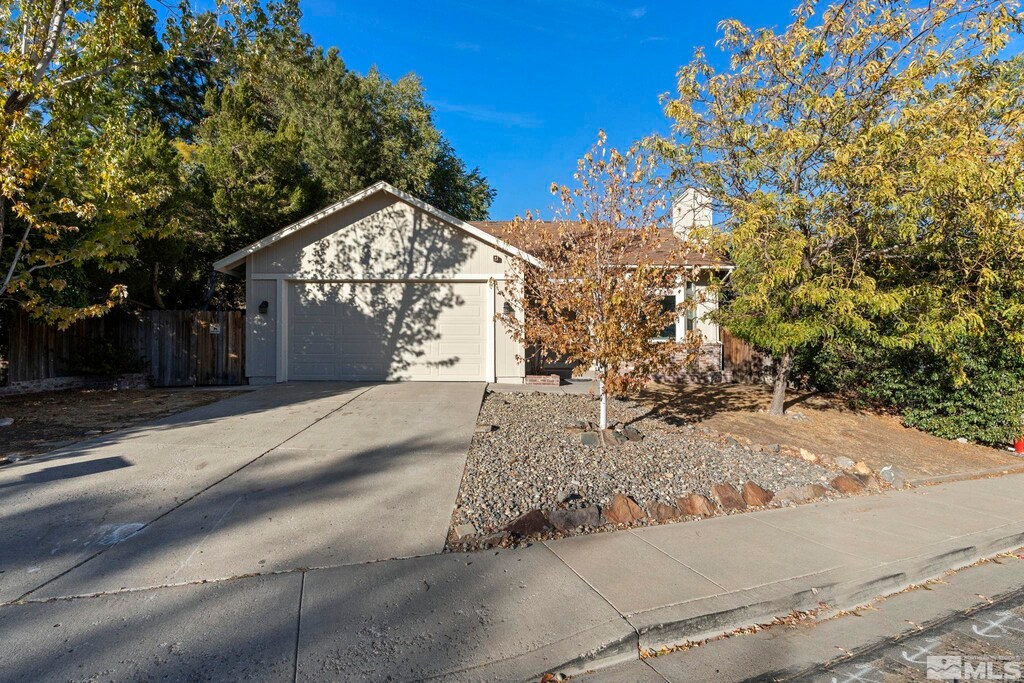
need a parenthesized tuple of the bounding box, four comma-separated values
(213, 181, 728, 384)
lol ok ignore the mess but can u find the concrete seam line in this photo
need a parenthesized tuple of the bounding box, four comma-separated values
(12, 385, 378, 604)
(640, 657, 671, 682)
(626, 529, 729, 592)
(292, 570, 305, 683)
(13, 545, 475, 604)
(537, 542, 640, 639)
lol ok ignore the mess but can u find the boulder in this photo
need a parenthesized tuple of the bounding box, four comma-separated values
(742, 481, 775, 507)
(711, 483, 747, 511)
(548, 506, 602, 532)
(504, 509, 553, 536)
(879, 465, 907, 489)
(774, 484, 829, 504)
(677, 493, 716, 517)
(816, 453, 836, 468)
(581, 431, 601, 448)
(831, 474, 866, 494)
(832, 456, 856, 469)
(604, 494, 646, 524)
(0, 417, 13, 428)
(648, 502, 681, 522)
(853, 461, 873, 475)
(474, 423, 496, 434)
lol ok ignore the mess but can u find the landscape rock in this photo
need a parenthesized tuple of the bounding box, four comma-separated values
(799, 448, 819, 463)
(604, 429, 628, 446)
(742, 481, 774, 507)
(453, 523, 478, 540)
(0, 417, 13, 427)
(774, 484, 830, 504)
(475, 423, 497, 434)
(853, 461, 873, 475)
(831, 474, 866, 494)
(479, 531, 509, 548)
(856, 473, 882, 490)
(677, 493, 716, 517)
(504, 509, 553, 536)
(879, 465, 907, 489)
(451, 392, 839, 544)
(831, 456, 855, 469)
(779, 445, 802, 459)
(711, 483, 747, 511)
(623, 424, 644, 442)
(548, 506, 602, 532)
(604, 494, 646, 524)
(815, 453, 836, 468)
(580, 431, 601, 448)
(648, 502, 681, 522)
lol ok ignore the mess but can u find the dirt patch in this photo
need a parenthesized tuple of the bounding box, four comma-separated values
(639, 383, 1023, 482)
(0, 388, 246, 458)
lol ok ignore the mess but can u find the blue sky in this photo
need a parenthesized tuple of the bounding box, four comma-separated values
(299, 1, 797, 219)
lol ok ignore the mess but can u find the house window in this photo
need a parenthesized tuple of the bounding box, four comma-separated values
(656, 295, 677, 340)
(684, 282, 697, 333)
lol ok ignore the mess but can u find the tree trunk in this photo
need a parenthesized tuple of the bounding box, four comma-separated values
(151, 261, 166, 310)
(598, 376, 609, 430)
(769, 349, 793, 416)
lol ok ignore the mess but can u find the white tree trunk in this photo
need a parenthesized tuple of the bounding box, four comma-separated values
(599, 378, 609, 430)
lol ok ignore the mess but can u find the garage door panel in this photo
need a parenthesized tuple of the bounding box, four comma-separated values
(287, 281, 487, 381)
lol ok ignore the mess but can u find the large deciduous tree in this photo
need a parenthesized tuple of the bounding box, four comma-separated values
(499, 134, 701, 430)
(653, 0, 1024, 415)
(0, 0, 178, 324)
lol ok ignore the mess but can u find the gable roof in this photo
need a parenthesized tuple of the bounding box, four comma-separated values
(470, 221, 728, 268)
(212, 181, 543, 275)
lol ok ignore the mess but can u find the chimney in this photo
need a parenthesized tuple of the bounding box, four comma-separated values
(672, 188, 712, 242)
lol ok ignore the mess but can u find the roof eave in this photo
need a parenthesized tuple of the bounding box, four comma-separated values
(210, 181, 542, 277)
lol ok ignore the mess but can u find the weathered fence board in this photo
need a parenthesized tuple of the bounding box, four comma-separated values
(3, 310, 245, 387)
(722, 329, 770, 383)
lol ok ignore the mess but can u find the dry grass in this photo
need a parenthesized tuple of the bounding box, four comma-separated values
(637, 383, 1023, 482)
(0, 388, 244, 458)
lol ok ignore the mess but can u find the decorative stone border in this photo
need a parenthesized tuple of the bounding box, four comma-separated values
(448, 469, 892, 552)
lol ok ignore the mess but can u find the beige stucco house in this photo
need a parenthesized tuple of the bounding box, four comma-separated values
(213, 181, 726, 385)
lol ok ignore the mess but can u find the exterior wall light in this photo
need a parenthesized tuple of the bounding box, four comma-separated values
(258, 300, 269, 315)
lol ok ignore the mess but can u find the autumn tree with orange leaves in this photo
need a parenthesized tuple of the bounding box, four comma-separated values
(499, 134, 702, 430)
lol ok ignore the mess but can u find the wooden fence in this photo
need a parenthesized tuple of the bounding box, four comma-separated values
(722, 329, 770, 383)
(4, 309, 245, 387)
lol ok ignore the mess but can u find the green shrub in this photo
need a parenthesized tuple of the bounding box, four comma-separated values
(796, 337, 1024, 447)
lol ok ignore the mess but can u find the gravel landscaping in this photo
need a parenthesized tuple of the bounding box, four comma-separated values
(449, 390, 876, 549)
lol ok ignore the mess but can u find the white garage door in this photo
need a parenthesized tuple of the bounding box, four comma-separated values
(287, 281, 487, 381)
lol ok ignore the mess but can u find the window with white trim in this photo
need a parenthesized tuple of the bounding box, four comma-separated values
(655, 294, 677, 341)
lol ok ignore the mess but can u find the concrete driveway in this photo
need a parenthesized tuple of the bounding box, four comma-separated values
(0, 382, 484, 602)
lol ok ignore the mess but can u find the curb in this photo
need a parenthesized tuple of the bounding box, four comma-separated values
(546, 523, 1024, 679)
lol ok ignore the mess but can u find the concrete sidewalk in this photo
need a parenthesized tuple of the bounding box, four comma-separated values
(3, 473, 1024, 681)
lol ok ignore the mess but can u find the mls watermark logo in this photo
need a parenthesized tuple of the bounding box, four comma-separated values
(926, 656, 962, 680)
(926, 654, 1023, 680)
